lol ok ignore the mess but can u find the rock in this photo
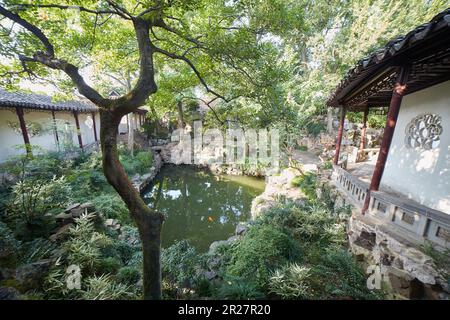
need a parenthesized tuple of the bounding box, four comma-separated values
(80, 202, 94, 210)
(15, 259, 53, 291)
(347, 215, 448, 299)
(209, 240, 229, 253)
(105, 218, 116, 226)
(353, 230, 376, 251)
(423, 284, 448, 300)
(55, 212, 72, 220)
(203, 270, 218, 280)
(235, 223, 248, 236)
(70, 207, 85, 218)
(208, 257, 222, 269)
(50, 224, 73, 242)
(105, 219, 121, 231)
(227, 235, 240, 243)
(54, 212, 74, 226)
(64, 203, 81, 213)
(0, 287, 20, 300)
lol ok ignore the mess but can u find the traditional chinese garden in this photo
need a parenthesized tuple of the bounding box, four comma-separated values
(0, 1, 449, 301)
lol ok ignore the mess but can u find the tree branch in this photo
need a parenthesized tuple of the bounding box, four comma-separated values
(13, 3, 124, 16)
(105, 0, 133, 20)
(110, 18, 157, 113)
(180, 95, 224, 125)
(152, 44, 228, 102)
(0, 5, 107, 107)
(154, 19, 204, 47)
(0, 5, 54, 55)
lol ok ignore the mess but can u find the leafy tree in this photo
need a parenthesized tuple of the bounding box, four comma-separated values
(0, 0, 299, 299)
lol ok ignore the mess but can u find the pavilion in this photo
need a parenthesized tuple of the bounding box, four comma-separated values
(327, 8, 450, 250)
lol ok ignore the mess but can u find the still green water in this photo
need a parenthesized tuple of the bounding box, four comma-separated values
(142, 165, 265, 252)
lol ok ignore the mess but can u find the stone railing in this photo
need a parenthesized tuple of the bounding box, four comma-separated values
(332, 165, 450, 249)
(331, 164, 369, 208)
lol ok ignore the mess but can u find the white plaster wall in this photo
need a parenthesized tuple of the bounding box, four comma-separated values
(381, 80, 450, 214)
(0, 110, 100, 162)
(0, 109, 26, 162)
(118, 115, 128, 134)
(53, 112, 79, 148)
(78, 113, 97, 146)
(26, 111, 58, 152)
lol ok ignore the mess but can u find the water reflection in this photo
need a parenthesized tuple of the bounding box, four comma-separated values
(142, 165, 265, 252)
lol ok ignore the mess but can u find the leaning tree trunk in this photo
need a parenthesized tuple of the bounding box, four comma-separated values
(100, 109, 164, 299)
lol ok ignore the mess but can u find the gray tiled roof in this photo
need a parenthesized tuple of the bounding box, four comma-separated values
(327, 8, 450, 106)
(0, 88, 98, 113)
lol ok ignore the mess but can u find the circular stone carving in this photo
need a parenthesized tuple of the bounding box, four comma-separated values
(405, 113, 442, 150)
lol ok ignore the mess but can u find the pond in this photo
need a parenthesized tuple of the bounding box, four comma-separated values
(142, 165, 265, 252)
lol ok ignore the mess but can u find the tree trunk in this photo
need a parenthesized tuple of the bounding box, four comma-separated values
(177, 100, 185, 129)
(100, 109, 164, 300)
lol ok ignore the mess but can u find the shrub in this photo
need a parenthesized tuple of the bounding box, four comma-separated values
(193, 277, 215, 297)
(305, 122, 325, 137)
(119, 149, 153, 176)
(21, 238, 57, 264)
(217, 277, 264, 300)
(101, 240, 136, 265)
(258, 203, 346, 248)
(81, 274, 136, 300)
(97, 257, 122, 275)
(92, 194, 129, 223)
(127, 250, 143, 268)
(63, 213, 112, 272)
(269, 263, 312, 299)
(117, 266, 141, 286)
(135, 151, 153, 173)
(0, 221, 21, 267)
(8, 175, 71, 223)
(161, 240, 201, 287)
(291, 173, 316, 200)
(307, 249, 382, 299)
(226, 225, 299, 290)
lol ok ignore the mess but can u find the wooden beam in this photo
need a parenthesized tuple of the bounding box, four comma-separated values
(333, 106, 346, 165)
(15, 107, 31, 155)
(92, 112, 98, 142)
(73, 111, 83, 149)
(359, 107, 369, 151)
(362, 65, 410, 213)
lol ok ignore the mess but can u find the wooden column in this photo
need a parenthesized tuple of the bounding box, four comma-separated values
(92, 112, 98, 142)
(359, 107, 369, 151)
(15, 107, 31, 155)
(51, 111, 60, 148)
(333, 106, 346, 165)
(362, 66, 410, 213)
(73, 111, 83, 149)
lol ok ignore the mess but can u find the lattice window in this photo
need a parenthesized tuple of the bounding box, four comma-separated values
(405, 113, 442, 150)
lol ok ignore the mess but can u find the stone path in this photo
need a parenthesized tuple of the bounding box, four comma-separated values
(291, 150, 322, 173)
(251, 149, 322, 218)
